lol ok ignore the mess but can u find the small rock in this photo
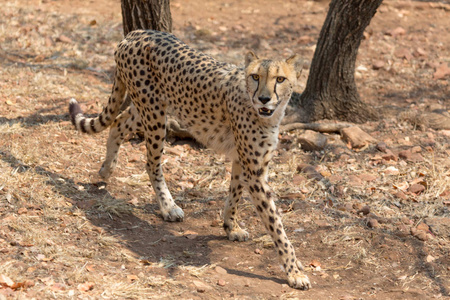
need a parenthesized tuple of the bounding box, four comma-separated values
(384, 166, 399, 175)
(411, 227, 428, 241)
(413, 47, 427, 57)
(434, 63, 450, 80)
(297, 164, 323, 181)
(372, 60, 385, 70)
(56, 34, 73, 43)
(341, 126, 377, 149)
(210, 220, 220, 227)
(184, 230, 198, 240)
(387, 26, 406, 37)
(368, 218, 379, 228)
(128, 154, 140, 163)
(394, 48, 413, 60)
(254, 248, 262, 255)
(357, 206, 370, 215)
(382, 149, 398, 161)
(217, 279, 226, 286)
(417, 223, 429, 232)
(399, 150, 424, 162)
(298, 130, 328, 151)
(426, 255, 436, 263)
(409, 184, 425, 194)
(411, 146, 422, 153)
(376, 142, 388, 152)
(425, 217, 450, 237)
(398, 150, 412, 160)
(394, 191, 408, 200)
(208, 201, 217, 205)
(215, 266, 227, 275)
(193, 280, 211, 293)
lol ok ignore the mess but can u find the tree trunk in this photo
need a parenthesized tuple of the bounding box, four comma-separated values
(121, 0, 172, 35)
(292, 0, 382, 123)
(119, 0, 172, 111)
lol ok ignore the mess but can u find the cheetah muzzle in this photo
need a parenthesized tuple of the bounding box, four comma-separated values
(68, 30, 310, 290)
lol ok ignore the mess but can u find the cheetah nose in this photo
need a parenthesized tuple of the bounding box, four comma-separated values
(258, 96, 271, 104)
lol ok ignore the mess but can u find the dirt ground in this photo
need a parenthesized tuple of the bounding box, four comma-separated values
(0, 0, 449, 299)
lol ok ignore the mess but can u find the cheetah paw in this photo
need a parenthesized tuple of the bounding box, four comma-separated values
(286, 261, 311, 290)
(287, 272, 311, 290)
(162, 206, 184, 222)
(98, 165, 113, 180)
(227, 228, 249, 242)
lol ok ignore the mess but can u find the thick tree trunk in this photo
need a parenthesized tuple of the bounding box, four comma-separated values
(293, 0, 382, 123)
(121, 0, 172, 35)
(119, 0, 172, 111)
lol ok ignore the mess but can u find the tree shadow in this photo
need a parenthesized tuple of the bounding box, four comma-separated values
(411, 238, 449, 296)
(0, 97, 70, 128)
(0, 51, 115, 85)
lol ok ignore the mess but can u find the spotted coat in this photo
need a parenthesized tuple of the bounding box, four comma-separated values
(69, 30, 310, 289)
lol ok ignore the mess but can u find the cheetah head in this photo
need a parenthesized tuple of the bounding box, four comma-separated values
(245, 52, 303, 121)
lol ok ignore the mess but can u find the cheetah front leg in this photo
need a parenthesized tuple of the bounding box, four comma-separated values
(245, 174, 311, 290)
(223, 161, 249, 242)
(99, 104, 143, 179)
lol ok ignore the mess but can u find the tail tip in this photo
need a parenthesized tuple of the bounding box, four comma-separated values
(69, 98, 83, 126)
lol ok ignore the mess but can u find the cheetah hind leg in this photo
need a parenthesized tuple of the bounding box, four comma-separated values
(223, 161, 249, 241)
(99, 104, 142, 179)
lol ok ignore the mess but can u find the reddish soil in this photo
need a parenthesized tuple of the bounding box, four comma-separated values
(0, 0, 449, 299)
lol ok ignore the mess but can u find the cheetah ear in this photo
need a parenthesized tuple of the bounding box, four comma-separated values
(245, 51, 258, 67)
(286, 54, 304, 80)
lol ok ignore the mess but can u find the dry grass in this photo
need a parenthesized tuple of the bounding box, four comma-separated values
(1, 0, 449, 298)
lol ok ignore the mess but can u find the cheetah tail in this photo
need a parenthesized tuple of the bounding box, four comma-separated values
(68, 76, 126, 134)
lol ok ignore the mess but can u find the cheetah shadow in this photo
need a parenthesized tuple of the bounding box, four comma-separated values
(0, 148, 290, 286)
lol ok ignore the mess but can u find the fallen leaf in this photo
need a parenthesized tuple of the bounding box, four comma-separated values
(184, 230, 198, 240)
(85, 264, 96, 272)
(393, 182, 409, 191)
(309, 259, 321, 268)
(434, 63, 450, 80)
(50, 283, 66, 291)
(426, 255, 436, 263)
(0, 274, 15, 287)
(77, 282, 94, 292)
(193, 280, 211, 292)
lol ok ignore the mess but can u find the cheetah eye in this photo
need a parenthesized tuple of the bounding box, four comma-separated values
(251, 74, 260, 81)
(276, 77, 286, 83)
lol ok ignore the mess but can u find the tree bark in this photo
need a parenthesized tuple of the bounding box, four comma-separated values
(119, 0, 172, 111)
(292, 0, 382, 123)
(121, 0, 172, 35)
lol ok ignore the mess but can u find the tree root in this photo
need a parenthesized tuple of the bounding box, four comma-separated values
(280, 122, 353, 133)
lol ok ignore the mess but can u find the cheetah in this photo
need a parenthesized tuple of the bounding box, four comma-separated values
(69, 30, 310, 290)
